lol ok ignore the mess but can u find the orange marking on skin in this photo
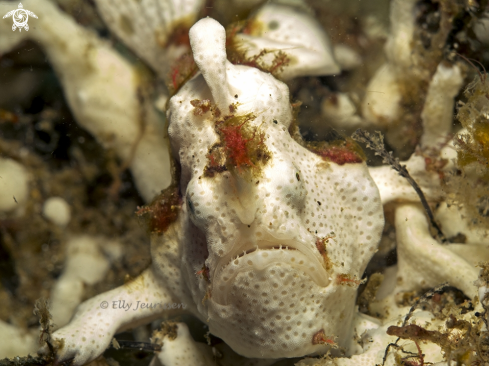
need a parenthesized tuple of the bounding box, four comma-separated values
(312, 329, 337, 346)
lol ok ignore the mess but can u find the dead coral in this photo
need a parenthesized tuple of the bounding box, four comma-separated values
(382, 275, 489, 366)
(385, 0, 467, 157)
(0, 113, 151, 331)
(352, 129, 446, 242)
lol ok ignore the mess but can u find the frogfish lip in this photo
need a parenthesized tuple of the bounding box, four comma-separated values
(211, 240, 330, 305)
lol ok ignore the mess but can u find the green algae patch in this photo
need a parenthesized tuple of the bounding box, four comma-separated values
(456, 76, 489, 180)
(455, 122, 489, 176)
(136, 184, 182, 235)
(440, 76, 489, 230)
(225, 21, 291, 80)
(305, 137, 366, 165)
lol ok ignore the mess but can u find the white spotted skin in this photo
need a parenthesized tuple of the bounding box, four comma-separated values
(41, 17, 384, 365)
(39, 267, 185, 365)
(169, 134, 384, 357)
(165, 18, 384, 358)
